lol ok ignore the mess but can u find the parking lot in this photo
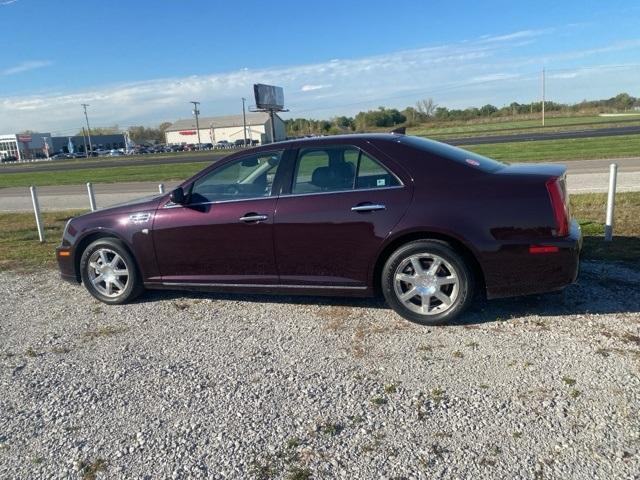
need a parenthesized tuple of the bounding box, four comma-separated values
(1, 260, 638, 479)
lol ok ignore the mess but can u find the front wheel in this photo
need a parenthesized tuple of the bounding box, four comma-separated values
(80, 238, 143, 304)
(381, 240, 474, 325)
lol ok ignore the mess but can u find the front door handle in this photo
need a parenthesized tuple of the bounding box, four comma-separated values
(239, 213, 268, 223)
(351, 203, 386, 212)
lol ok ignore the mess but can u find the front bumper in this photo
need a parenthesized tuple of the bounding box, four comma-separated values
(56, 246, 79, 283)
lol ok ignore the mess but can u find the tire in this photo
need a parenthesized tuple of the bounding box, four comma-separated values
(381, 240, 474, 325)
(79, 238, 143, 304)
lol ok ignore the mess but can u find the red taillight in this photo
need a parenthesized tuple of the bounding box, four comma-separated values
(529, 245, 559, 254)
(546, 177, 569, 237)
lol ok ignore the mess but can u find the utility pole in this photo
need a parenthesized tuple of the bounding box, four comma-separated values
(81, 104, 93, 155)
(82, 127, 89, 157)
(190, 101, 201, 149)
(242, 97, 247, 147)
(541, 67, 546, 127)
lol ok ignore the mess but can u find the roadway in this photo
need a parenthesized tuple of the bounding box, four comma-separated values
(1, 158, 638, 212)
(1, 124, 640, 174)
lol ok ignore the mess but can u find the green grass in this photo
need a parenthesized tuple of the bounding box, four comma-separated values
(463, 134, 640, 162)
(408, 114, 640, 138)
(0, 209, 86, 271)
(0, 162, 208, 188)
(0, 193, 637, 272)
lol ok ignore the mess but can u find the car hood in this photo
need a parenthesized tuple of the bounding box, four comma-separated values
(77, 194, 164, 218)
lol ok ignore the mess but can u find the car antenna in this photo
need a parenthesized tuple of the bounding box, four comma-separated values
(389, 127, 406, 135)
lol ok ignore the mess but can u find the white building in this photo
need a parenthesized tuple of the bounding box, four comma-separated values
(0, 133, 52, 161)
(164, 112, 286, 145)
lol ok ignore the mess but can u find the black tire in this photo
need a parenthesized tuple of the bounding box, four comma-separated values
(79, 238, 143, 304)
(381, 240, 474, 325)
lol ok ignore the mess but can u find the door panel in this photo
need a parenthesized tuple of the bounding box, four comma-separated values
(273, 187, 412, 287)
(152, 198, 278, 284)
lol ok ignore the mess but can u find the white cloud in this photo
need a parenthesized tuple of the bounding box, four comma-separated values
(301, 84, 330, 92)
(0, 0, 19, 5)
(1, 30, 640, 132)
(1, 60, 52, 76)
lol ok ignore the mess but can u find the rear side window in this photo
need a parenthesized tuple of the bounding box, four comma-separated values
(293, 147, 357, 194)
(399, 135, 506, 172)
(292, 146, 399, 194)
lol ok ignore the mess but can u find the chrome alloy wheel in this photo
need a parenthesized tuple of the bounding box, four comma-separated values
(393, 253, 459, 316)
(86, 248, 130, 298)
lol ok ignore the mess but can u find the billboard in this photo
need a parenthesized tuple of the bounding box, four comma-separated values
(254, 84, 284, 110)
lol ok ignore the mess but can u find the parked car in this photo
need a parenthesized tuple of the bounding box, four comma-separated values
(109, 149, 124, 156)
(56, 134, 581, 325)
(1, 155, 17, 162)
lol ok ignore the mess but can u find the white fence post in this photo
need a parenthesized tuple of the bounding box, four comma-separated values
(86, 182, 97, 211)
(604, 163, 617, 242)
(29, 186, 45, 243)
(158, 183, 165, 194)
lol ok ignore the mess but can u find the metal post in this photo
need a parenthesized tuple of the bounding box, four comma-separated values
(605, 163, 618, 242)
(269, 110, 276, 144)
(82, 104, 93, 155)
(158, 183, 165, 194)
(541, 67, 546, 127)
(86, 182, 97, 211)
(190, 101, 201, 149)
(242, 97, 247, 147)
(29, 186, 45, 243)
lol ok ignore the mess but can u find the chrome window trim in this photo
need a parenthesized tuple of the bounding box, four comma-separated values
(161, 281, 367, 290)
(162, 184, 406, 208)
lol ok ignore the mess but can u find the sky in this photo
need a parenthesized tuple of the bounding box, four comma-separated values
(1, 0, 640, 134)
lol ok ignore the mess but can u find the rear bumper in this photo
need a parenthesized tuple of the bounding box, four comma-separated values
(485, 219, 582, 299)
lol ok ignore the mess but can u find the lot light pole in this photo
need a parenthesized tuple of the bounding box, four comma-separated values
(242, 97, 247, 147)
(81, 104, 93, 156)
(541, 68, 546, 127)
(190, 101, 201, 148)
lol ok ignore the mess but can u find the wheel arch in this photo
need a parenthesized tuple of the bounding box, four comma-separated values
(372, 230, 486, 297)
(73, 230, 138, 283)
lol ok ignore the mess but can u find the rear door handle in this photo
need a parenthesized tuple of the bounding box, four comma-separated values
(239, 213, 268, 223)
(351, 204, 386, 212)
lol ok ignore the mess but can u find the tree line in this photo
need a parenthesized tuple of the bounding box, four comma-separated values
(285, 92, 640, 136)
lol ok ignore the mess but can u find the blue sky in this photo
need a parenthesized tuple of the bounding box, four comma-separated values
(1, 0, 640, 133)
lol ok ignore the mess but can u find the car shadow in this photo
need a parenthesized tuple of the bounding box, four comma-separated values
(134, 260, 640, 327)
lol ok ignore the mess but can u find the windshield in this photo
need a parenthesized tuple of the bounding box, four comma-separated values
(399, 136, 507, 173)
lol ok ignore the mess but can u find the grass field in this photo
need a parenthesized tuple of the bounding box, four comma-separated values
(408, 113, 640, 138)
(464, 134, 640, 162)
(0, 162, 208, 188)
(0, 193, 637, 272)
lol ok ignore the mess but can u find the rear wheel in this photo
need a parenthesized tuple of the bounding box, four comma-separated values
(381, 240, 474, 325)
(80, 238, 143, 304)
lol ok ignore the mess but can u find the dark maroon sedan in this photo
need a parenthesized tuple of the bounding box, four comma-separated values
(57, 134, 581, 325)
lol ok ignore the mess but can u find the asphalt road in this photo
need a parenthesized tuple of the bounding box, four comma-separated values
(1, 158, 639, 212)
(2, 124, 640, 174)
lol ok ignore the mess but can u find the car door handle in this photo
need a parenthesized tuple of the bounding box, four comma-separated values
(239, 213, 268, 222)
(351, 204, 386, 212)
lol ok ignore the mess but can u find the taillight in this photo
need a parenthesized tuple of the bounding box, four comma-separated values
(546, 177, 569, 237)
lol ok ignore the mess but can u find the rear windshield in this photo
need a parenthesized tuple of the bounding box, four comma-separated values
(398, 136, 506, 173)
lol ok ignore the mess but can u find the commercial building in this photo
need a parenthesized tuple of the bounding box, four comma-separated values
(50, 134, 126, 154)
(164, 112, 286, 145)
(0, 133, 52, 160)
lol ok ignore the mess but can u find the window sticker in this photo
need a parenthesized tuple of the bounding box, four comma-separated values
(377, 178, 386, 186)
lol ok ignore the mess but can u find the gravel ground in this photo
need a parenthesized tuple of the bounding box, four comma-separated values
(1, 261, 639, 480)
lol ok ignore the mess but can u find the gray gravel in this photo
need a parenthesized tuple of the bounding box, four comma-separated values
(1, 260, 639, 479)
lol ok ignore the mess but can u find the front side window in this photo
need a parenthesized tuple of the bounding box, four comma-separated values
(292, 146, 399, 194)
(190, 151, 283, 203)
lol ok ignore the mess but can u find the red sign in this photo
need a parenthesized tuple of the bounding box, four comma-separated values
(179, 131, 196, 136)
(18, 135, 32, 142)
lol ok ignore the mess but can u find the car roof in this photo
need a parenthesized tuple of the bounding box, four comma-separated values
(247, 133, 404, 153)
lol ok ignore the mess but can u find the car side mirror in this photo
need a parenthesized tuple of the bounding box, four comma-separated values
(169, 187, 185, 204)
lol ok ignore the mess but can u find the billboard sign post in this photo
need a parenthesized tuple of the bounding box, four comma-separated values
(251, 84, 288, 143)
